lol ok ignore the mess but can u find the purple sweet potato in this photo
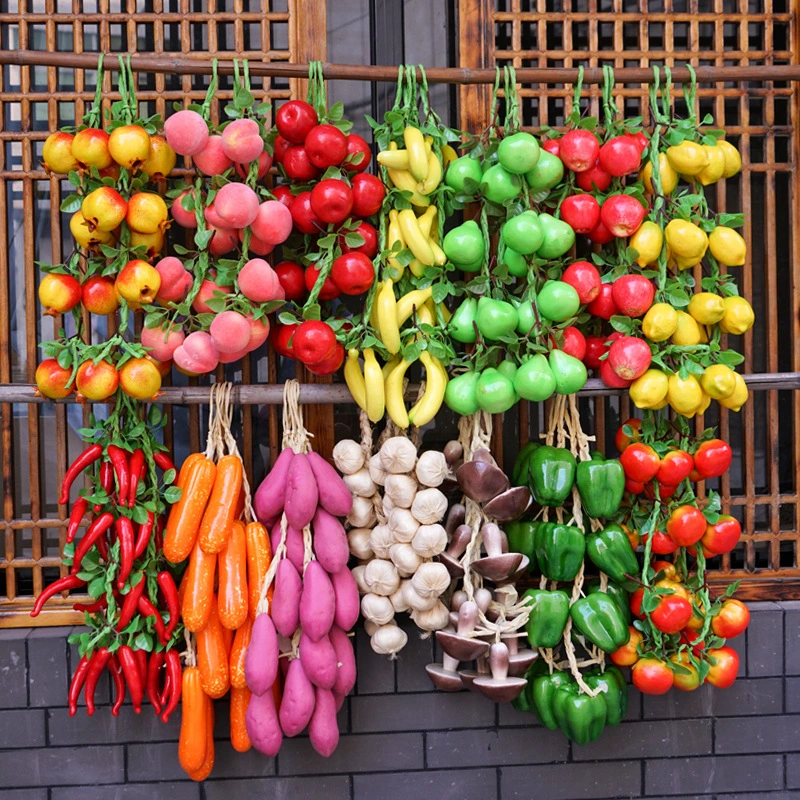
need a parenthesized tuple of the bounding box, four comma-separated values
(246, 687, 283, 756)
(330, 567, 360, 631)
(244, 613, 279, 696)
(309, 687, 340, 758)
(284, 453, 318, 530)
(254, 448, 294, 523)
(307, 451, 353, 517)
(278, 657, 316, 737)
(329, 624, 356, 697)
(299, 560, 335, 641)
(270, 520, 304, 573)
(312, 506, 350, 574)
(271, 559, 302, 638)
(298, 631, 337, 690)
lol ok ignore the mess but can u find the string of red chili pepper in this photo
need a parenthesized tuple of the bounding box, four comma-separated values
(59, 444, 103, 506)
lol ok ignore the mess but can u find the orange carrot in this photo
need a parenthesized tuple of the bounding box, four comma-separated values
(165, 455, 216, 563)
(198, 455, 243, 554)
(245, 522, 273, 621)
(218, 520, 249, 630)
(178, 667, 208, 774)
(196, 596, 230, 699)
(230, 686, 252, 753)
(181, 539, 217, 633)
(229, 616, 252, 690)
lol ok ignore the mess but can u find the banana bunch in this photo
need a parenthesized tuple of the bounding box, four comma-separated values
(345, 294, 449, 429)
(386, 205, 447, 280)
(377, 127, 443, 208)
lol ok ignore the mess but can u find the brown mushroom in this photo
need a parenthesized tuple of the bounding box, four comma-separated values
(472, 448, 497, 466)
(449, 590, 468, 628)
(444, 440, 464, 467)
(473, 642, 527, 702)
(459, 652, 490, 692)
(483, 486, 533, 522)
(456, 461, 510, 503)
(504, 635, 539, 677)
(437, 523, 472, 578)
(444, 503, 466, 537)
(472, 523, 523, 582)
(425, 651, 464, 692)
(436, 601, 490, 662)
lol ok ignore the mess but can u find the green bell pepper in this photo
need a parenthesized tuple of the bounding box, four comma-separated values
(522, 588, 570, 648)
(552, 683, 607, 745)
(531, 670, 574, 730)
(511, 660, 548, 714)
(570, 592, 631, 653)
(512, 442, 539, 486)
(528, 445, 576, 506)
(586, 523, 640, 587)
(576, 453, 625, 519)
(534, 522, 586, 582)
(584, 665, 628, 727)
(585, 579, 631, 625)
(505, 520, 538, 571)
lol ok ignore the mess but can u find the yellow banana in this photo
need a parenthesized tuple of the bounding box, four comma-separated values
(414, 207, 445, 264)
(417, 206, 437, 237)
(404, 126, 429, 182)
(398, 209, 435, 266)
(363, 347, 385, 423)
(409, 259, 427, 278)
(386, 164, 430, 207)
(408, 352, 448, 427)
(377, 148, 410, 170)
(384, 357, 415, 429)
(429, 239, 447, 266)
(377, 279, 401, 354)
(344, 349, 367, 412)
(439, 302, 452, 324)
(418, 150, 443, 195)
(396, 286, 434, 327)
(441, 143, 458, 165)
(418, 301, 436, 327)
(382, 354, 401, 380)
(387, 209, 406, 281)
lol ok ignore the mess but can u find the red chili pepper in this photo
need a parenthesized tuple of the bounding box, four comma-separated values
(84, 647, 112, 716)
(108, 655, 126, 717)
(153, 452, 177, 476)
(30, 574, 85, 617)
(60, 444, 103, 506)
(146, 649, 165, 715)
(134, 512, 155, 560)
(115, 573, 146, 632)
(95, 460, 114, 513)
(96, 530, 109, 562)
(66, 497, 89, 544)
(72, 596, 107, 614)
(71, 512, 115, 575)
(118, 645, 143, 713)
(156, 571, 180, 641)
(127, 449, 145, 509)
(107, 445, 130, 508)
(68, 655, 91, 717)
(138, 595, 169, 644)
(116, 516, 135, 590)
(160, 649, 182, 723)
(134, 648, 148, 687)
(159, 666, 172, 708)
(154, 515, 165, 552)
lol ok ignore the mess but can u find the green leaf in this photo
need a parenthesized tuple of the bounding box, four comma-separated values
(666, 288, 690, 308)
(88, 576, 105, 600)
(724, 580, 741, 597)
(133, 632, 153, 652)
(60, 193, 83, 213)
(163, 486, 182, 504)
(163, 468, 177, 485)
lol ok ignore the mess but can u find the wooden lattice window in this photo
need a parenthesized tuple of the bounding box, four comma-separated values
(459, 0, 799, 598)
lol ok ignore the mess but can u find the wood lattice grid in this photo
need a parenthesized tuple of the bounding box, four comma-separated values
(0, 0, 330, 626)
(460, 0, 799, 598)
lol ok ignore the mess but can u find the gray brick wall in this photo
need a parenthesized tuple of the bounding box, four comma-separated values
(0, 601, 796, 800)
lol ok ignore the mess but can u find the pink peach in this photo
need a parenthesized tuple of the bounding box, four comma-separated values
(207, 225, 239, 256)
(140, 321, 186, 362)
(214, 183, 260, 229)
(237, 258, 283, 304)
(251, 200, 293, 246)
(163, 109, 209, 156)
(173, 330, 219, 374)
(171, 191, 198, 228)
(235, 151, 272, 180)
(209, 310, 252, 354)
(154, 257, 193, 304)
(193, 135, 234, 176)
(192, 279, 232, 314)
(221, 118, 264, 164)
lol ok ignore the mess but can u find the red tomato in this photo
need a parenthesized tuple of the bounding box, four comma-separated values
(559, 194, 601, 235)
(598, 135, 642, 177)
(611, 274, 655, 317)
(701, 514, 742, 555)
(626, 132, 649, 154)
(272, 184, 295, 209)
(650, 594, 693, 634)
(291, 320, 337, 366)
(276, 100, 318, 144)
(274, 261, 306, 302)
(643, 481, 678, 501)
(610, 626, 642, 667)
(584, 335, 608, 370)
(705, 646, 739, 688)
(652, 560, 678, 581)
(599, 358, 633, 389)
(643, 529, 680, 555)
(305, 342, 345, 376)
(304, 265, 340, 301)
(665, 505, 707, 547)
(657, 450, 694, 486)
(562, 260, 601, 304)
(625, 478, 645, 494)
(620, 443, 661, 482)
(290, 191, 322, 235)
(711, 599, 750, 638)
(587, 218, 616, 244)
(350, 172, 386, 217)
(304, 124, 348, 169)
(600, 194, 647, 238)
(542, 138, 560, 156)
(607, 336, 652, 380)
(270, 322, 298, 359)
(331, 252, 375, 296)
(693, 439, 733, 479)
(670, 652, 702, 691)
(680, 629, 706, 655)
(557, 326, 586, 361)
(272, 135, 292, 165)
(575, 159, 613, 193)
(615, 418, 643, 452)
(586, 283, 619, 320)
(559, 129, 600, 172)
(632, 658, 674, 695)
(344, 134, 371, 173)
(341, 220, 379, 259)
(282, 145, 321, 182)
(310, 179, 354, 224)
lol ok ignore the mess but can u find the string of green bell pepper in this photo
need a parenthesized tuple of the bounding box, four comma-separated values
(576, 451, 625, 519)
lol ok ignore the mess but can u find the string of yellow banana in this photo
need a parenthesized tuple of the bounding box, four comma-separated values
(342, 65, 458, 429)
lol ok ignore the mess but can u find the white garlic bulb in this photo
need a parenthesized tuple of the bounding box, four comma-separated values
(361, 593, 395, 625)
(389, 582, 411, 613)
(344, 468, 377, 498)
(347, 528, 374, 560)
(401, 579, 440, 612)
(382, 493, 397, 516)
(370, 623, 408, 657)
(415, 450, 450, 487)
(333, 440, 365, 475)
(347, 495, 376, 528)
(411, 523, 448, 558)
(368, 452, 387, 486)
(389, 542, 424, 577)
(369, 524, 395, 560)
(379, 437, 418, 474)
(384, 474, 418, 509)
(411, 561, 451, 599)
(364, 619, 379, 636)
(387, 507, 419, 543)
(411, 487, 448, 525)
(363, 558, 400, 597)
(410, 600, 450, 631)
(351, 565, 369, 594)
